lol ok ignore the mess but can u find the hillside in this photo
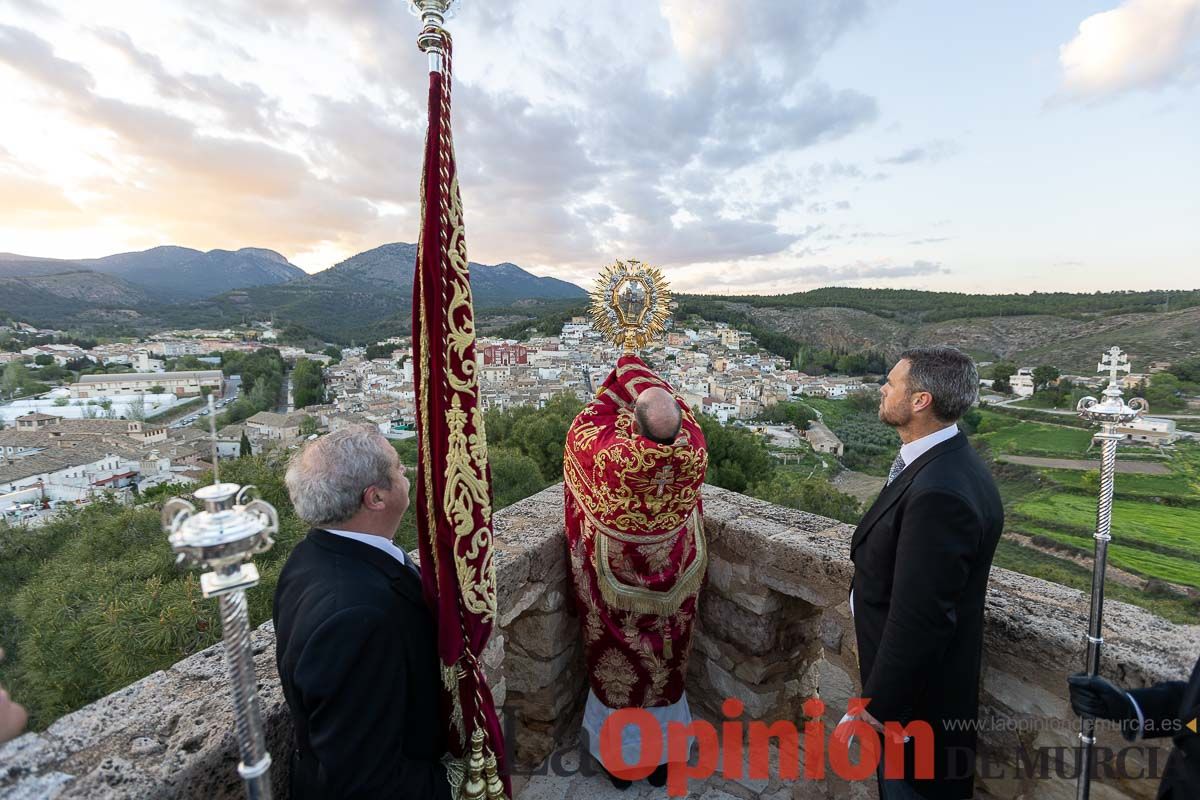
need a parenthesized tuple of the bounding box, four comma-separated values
(0, 246, 306, 303)
(78, 246, 307, 301)
(686, 297, 1200, 371)
(212, 242, 587, 340)
(0, 271, 151, 320)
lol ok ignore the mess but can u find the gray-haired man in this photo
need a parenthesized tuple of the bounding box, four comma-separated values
(843, 347, 1004, 800)
(274, 426, 451, 800)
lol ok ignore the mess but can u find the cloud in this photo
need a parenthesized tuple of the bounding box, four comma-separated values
(1056, 0, 1200, 101)
(0, 1, 882, 273)
(676, 258, 949, 292)
(879, 139, 960, 165)
(94, 29, 283, 136)
(0, 25, 382, 261)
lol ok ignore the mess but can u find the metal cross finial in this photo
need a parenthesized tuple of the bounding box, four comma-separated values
(1097, 345, 1130, 389)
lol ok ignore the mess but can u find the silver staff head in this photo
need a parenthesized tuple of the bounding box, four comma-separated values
(1076, 345, 1148, 426)
(162, 400, 278, 597)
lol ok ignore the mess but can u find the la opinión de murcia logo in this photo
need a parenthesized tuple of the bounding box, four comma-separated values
(500, 695, 1187, 797)
(598, 697, 934, 796)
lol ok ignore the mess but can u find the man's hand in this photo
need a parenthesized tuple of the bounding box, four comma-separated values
(1068, 673, 1135, 722)
(832, 706, 906, 749)
(0, 684, 28, 745)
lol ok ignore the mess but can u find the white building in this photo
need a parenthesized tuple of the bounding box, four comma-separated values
(70, 370, 224, 398)
(1117, 417, 1178, 445)
(1011, 368, 1035, 398)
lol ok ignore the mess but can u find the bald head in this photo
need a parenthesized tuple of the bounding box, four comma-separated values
(634, 387, 682, 445)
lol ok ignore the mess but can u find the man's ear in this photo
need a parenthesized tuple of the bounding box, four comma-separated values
(362, 486, 385, 511)
(911, 391, 934, 414)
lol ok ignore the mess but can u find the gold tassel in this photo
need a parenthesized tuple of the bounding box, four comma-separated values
(461, 729, 487, 800)
(484, 751, 506, 799)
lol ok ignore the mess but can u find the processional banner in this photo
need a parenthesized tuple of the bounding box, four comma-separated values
(411, 27, 510, 800)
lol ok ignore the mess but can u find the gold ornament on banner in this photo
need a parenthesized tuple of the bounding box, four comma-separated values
(589, 259, 672, 354)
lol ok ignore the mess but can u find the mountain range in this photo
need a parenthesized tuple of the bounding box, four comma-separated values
(0, 246, 307, 302)
(2, 243, 1196, 372)
(0, 242, 587, 340)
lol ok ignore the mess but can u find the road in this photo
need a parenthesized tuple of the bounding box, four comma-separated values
(167, 375, 240, 429)
(996, 455, 1171, 474)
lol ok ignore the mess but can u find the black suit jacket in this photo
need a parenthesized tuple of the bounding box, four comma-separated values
(1127, 655, 1200, 799)
(273, 529, 451, 800)
(850, 432, 1004, 800)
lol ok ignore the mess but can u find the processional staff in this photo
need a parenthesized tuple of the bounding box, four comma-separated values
(1073, 346, 1147, 800)
(162, 394, 278, 800)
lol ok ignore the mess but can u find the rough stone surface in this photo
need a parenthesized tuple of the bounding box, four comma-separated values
(2, 483, 1193, 799)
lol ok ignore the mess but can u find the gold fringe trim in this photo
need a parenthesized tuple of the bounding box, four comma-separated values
(595, 508, 706, 617)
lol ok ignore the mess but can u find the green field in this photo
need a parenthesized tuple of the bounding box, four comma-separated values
(1041, 469, 1197, 501)
(1013, 523, 1200, 589)
(977, 419, 1095, 458)
(1013, 492, 1200, 557)
(983, 434, 1200, 616)
(991, 539, 1198, 624)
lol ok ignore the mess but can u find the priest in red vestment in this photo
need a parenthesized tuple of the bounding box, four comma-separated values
(563, 354, 708, 788)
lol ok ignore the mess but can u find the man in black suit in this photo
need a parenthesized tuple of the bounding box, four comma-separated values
(842, 346, 1003, 800)
(1068, 658, 1200, 798)
(275, 425, 451, 799)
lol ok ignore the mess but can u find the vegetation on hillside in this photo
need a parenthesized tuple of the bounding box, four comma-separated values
(213, 348, 285, 425)
(292, 358, 326, 409)
(678, 287, 1200, 324)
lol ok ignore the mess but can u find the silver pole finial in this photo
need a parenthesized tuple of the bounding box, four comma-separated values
(410, 0, 457, 72)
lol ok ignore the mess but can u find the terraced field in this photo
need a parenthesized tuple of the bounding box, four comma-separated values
(1013, 493, 1200, 556)
(976, 418, 1095, 458)
(1040, 468, 1196, 502)
(1013, 522, 1200, 589)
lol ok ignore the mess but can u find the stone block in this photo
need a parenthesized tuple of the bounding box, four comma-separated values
(704, 659, 784, 720)
(819, 614, 844, 655)
(700, 592, 781, 656)
(506, 607, 578, 662)
(505, 639, 580, 695)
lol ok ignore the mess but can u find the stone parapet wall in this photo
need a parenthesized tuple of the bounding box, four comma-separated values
(2, 484, 1195, 799)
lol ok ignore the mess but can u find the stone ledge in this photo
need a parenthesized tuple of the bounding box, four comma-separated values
(2, 483, 1194, 800)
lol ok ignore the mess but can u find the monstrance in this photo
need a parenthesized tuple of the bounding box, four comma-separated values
(589, 259, 672, 353)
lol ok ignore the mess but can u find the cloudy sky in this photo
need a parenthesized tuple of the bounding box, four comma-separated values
(1, 0, 1197, 294)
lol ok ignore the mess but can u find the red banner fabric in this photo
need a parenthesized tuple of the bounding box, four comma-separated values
(412, 32, 510, 797)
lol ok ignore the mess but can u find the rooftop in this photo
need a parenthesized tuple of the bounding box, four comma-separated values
(77, 370, 222, 383)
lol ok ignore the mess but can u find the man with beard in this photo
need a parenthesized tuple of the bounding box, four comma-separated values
(843, 346, 1003, 800)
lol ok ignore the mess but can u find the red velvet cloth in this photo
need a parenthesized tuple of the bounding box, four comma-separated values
(564, 355, 709, 710)
(412, 36, 509, 792)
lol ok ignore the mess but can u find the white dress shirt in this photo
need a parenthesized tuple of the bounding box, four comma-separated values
(898, 422, 961, 472)
(324, 527, 410, 567)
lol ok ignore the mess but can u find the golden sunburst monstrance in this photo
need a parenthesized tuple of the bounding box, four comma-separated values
(589, 259, 672, 354)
